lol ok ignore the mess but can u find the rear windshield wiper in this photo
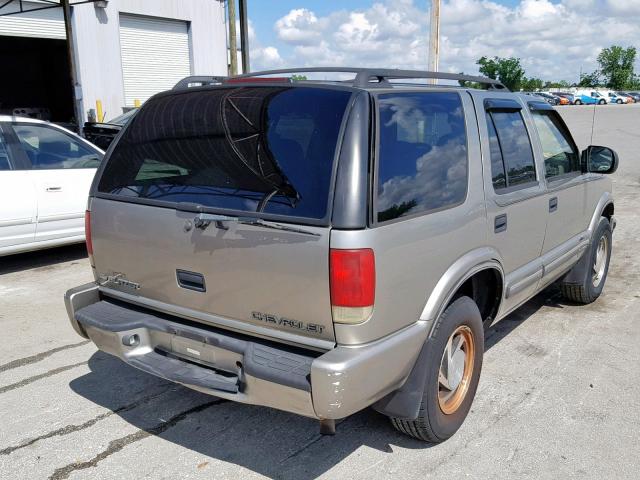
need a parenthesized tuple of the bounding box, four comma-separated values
(193, 213, 320, 237)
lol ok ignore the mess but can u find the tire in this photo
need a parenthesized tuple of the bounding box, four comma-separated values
(390, 296, 484, 443)
(575, 99, 582, 105)
(617, 99, 622, 104)
(598, 99, 605, 105)
(560, 217, 612, 304)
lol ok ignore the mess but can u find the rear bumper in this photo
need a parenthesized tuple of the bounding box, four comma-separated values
(65, 283, 428, 420)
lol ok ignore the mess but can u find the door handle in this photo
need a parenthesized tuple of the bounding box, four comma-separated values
(176, 270, 206, 292)
(549, 197, 558, 212)
(494, 214, 507, 233)
(46, 186, 62, 192)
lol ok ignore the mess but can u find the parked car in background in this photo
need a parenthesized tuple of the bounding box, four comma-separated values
(83, 109, 137, 150)
(572, 92, 599, 105)
(621, 92, 640, 102)
(614, 92, 635, 104)
(539, 92, 569, 105)
(65, 69, 618, 444)
(0, 116, 103, 256)
(554, 92, 575, 104)
(587, 91, 609, 104)
(593, 90, 630, 104)
(531, 92, 560, 105)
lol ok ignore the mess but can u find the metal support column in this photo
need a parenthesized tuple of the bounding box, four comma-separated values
(427, 0, 440, 85)
(238, 0, 249, 73)
(61, 0, 84, 133)
(227, 0, 238, 75)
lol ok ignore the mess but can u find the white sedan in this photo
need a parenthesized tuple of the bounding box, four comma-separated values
(0, 116, 104, 256)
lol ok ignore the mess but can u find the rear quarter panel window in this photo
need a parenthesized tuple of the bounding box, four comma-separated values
(375, 92, 468, 223)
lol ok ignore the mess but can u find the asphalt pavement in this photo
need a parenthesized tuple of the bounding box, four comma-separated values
(0, 104, 639, 480)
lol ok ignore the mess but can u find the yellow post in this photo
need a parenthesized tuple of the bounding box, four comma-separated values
(96, 99, 104, 123)
(134, 99, 141, 108)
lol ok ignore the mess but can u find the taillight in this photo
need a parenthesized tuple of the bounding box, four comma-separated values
(330, 248, 375, 324)
(84, 210, 93, 256)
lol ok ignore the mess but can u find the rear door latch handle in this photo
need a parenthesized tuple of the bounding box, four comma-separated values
(549, 197, 558, 212)
(46, 186, 62, 192)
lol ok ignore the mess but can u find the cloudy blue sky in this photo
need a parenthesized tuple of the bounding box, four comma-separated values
(244, 0, 640, 82)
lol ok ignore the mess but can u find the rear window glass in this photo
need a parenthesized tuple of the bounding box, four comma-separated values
(97, 87, 352, 220)
(376, 92, 468, 223)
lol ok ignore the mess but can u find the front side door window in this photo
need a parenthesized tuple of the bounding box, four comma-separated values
(530, 109, 580, 179)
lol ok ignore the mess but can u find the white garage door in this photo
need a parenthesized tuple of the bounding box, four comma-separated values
(119, 15, 192, 107)
(0, 1, 65, 39)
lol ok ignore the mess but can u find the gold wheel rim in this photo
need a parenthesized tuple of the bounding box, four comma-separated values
(438, 325, 475, 415)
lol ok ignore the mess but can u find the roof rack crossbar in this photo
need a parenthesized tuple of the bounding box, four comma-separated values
(173, 68, 507, 91)
(227, 67, 507, 90)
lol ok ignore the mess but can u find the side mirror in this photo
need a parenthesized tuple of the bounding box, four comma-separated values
(582, 146, 618, 174)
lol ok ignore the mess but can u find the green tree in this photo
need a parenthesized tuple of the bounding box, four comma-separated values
(476, 56, 526, 91)
(521, 77, 544, 91)
(544, 80, 571, 89)
(578, 71, 601, 87)
(457, 73, 482, 89)
(596, 46, 637, 89)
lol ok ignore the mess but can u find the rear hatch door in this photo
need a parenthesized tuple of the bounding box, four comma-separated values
(90, 85, 355, 347)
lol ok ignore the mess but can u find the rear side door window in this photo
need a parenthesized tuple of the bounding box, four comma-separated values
(485, 109, 536, 192)
(530, 109, 580, 179)
(12, 124, 101, 170)
(375, 92, 468, 223)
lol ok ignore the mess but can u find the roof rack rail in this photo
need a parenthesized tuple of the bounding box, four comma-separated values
(227, 67, 507, 90)
(173, 76, 226, 90)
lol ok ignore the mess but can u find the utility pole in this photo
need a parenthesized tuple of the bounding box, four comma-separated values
(61, 0, 84, 133)
(228, 0, 238, 75)
(427, 0, 440, 84)
(239, 0, 250, 73)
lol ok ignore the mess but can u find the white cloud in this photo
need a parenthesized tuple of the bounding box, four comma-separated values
(252, 0, 640, 82)
(252, 46, 285, 69)
(275, 8, 324, 45)
(236, 20, 284, 71)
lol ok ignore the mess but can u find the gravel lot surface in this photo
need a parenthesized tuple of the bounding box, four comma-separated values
(1, 104, 638, 480)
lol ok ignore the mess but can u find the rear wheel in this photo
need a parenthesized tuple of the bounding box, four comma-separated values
(560, 217, 612, 303)
(575, 99, 582, 105)
(390, 296, 484, 442)
(617, 99, 623, 104)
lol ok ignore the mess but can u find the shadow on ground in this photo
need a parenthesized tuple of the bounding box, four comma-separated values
(68, 286, 574, 479)
(0, 244, 87, 276)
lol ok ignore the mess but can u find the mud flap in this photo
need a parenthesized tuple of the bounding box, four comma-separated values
(371, 338, 430, 420)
